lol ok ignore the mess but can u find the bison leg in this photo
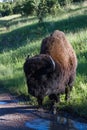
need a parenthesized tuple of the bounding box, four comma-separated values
(65, 86, 71, 101)
(49, 94, 60, 114)
(37, 96, 43, 107)
(65, 74, 75, 101)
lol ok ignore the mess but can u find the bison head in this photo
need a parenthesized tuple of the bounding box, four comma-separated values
(23, 54, 55, 79)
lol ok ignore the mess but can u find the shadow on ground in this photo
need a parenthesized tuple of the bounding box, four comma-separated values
(0, 13, 87, 52)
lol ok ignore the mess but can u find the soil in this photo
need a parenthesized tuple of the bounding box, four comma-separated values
(0, 93, 36, 130)
(0, 93, 87, 130)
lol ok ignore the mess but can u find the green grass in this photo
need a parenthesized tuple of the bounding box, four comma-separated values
(0, 2, 87, 119)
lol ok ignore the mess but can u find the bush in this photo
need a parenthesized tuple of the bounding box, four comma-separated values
(46, 0, 60, 14)
(36, 0, 59, 23)
(0, 4, 3, 17)
(13, 1, 24, 14)
(73, 0, 85, 2)
(0, 2, 13, 17)
(36, 0, 48, 23)
(21, 0, 36, 16)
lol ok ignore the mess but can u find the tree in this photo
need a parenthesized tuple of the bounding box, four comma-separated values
(36, 0, 59, 23)
(13, 0, 24, 14)
(3, 0, 13, 2)
(36, 0, 48, 23)
(46, 0, 59, 14)
(21, 0, 36, 16)
(1, 2, 13, 16)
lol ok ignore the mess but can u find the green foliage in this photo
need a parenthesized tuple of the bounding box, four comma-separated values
(0, 0, 86, 18)
(58, 0, 73, 6)
(36, 0, 48, 23)
(12, 1, 24, 14)
(73, 0, 85, 2)
(46, 0, 60, 14)
(36, 0, 60, 22)
(58, 0, 64, 6)
(0, 2, 13, 17)
(65, 0, 73, 5)
(21, 0, 36, 16)
(0, 3, 3, 16)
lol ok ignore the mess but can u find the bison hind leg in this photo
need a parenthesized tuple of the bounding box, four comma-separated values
(65, 86, 71, 101)
(65, 75, 75, 101)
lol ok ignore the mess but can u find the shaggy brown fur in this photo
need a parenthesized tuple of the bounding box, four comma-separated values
(40, 30, 77, 101)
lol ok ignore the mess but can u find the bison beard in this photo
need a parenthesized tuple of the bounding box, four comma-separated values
(23, 30, 77, 113)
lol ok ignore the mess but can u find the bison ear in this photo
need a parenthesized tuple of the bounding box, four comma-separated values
(27, 54, 30, 58)
(27, 55, 30, 58)
(25, 54, 30, 61)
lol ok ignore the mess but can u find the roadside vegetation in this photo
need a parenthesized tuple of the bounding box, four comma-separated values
(0, 0, 87, 119)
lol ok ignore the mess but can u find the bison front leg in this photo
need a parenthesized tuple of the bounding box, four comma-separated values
(37, 96, 43, 108)
(49, 94, 60, 114)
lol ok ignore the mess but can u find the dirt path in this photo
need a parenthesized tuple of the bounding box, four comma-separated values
(0, 93, 87, 130)
(0, 93, 39, 130)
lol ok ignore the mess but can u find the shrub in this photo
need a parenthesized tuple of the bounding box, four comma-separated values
(21, 0, 36, 16)
(0, 2, 13, 17)
(36, 0, 59, 23)
(36, 0, 48, 23)
(13, 1, 24, 14)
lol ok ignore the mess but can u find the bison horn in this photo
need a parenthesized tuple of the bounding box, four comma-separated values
(48, 55, 55, 71)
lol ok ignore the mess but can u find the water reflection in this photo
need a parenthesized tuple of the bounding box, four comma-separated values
(26, 119, 50, 130)
(0, 101, 7, 105)
(0, 100, 18, 104)
(73, 121, 87, 130)
(25, 115, 87, 130)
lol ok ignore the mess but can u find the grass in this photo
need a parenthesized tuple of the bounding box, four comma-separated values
(0, 2, 87, 119)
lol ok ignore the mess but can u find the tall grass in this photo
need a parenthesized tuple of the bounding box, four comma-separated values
(0, 2, 87, 118)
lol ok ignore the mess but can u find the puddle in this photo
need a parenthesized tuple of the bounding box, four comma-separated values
(0, 100, 18, 105)
(0, 101, 7, 105)
(25, 115, 87, 130)
(26, 119, 50, 130)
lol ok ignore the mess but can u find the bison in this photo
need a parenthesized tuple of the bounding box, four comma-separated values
(23, 30, 77, 113)
(40, 30, 77, 101)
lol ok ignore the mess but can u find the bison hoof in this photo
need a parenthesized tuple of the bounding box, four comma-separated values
(50, 104, 57, 114)
(38, 107, 44, 112)
(53, 107, 57, 114)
